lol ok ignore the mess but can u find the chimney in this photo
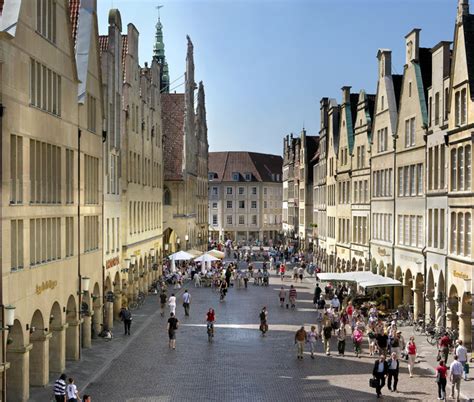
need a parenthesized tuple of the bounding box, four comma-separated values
(458, 0, 469, 23)
(405, 29, 421, 64)
(341, 86, 351, 104)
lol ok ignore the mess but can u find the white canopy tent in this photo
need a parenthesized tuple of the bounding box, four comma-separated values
(168, 251, 194, 273)
(194, 253, 219, 273)
(317, 272, 402, 289)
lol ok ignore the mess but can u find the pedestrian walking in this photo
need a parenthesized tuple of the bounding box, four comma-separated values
(182, 289, 191, 316)
(307, 325, 318, 359)
(391, 331, 403, 357)
(330, 295, 340, 312)
(313, 283, 322, 305)
(259, 307, 268, 336)
(292, 266, 298, 282)
(450, 355, 464, 400)
(53, 373, 67, 402)
(336, 325, 346, 356)
(376, 330, 389, 356)
(278, 287, 286, 307)
(66, 377, 80, 402)
(387, 352, 399, 392)
(167, 312, 179, 350)
(159, 291, 167, 317)
(322, 312, 332, 356)
(295, 326, 307, 360)
(288, 285, 297, 309)
(298, 266, 304, 282)
(435, 360, 448, 400)
(455, 339, 468, 380)
(438, 332, 451, 364)
(352, 327, 363, 358)
(243, 271, 249, 288)
(406, 336, 417, 377)
(168, 293, 176, 315)
(372, 355, 388, 398)
(119, 306, 132, 335)
(279, 263, 286, 281)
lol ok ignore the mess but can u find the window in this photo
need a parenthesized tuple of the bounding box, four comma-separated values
(239, 200, 245, 209)
(239, 215, 244, 225)
(404, 117, 415, 148)
(232, 172, 239, 181)
(251, 187, 257, 195)
(252, 215, 257, 225)
(244, 173, 252, 181)
(11, 220, 24, 270)
(36, 0, 57, 43)
(84, 155, 99, 204)
(226, 201, 232, 209)
(251, 201, 257, 209)
(106, 218, 110, 253)
(212, 187, 218, 196)
(263, 187, 267, 195)
(84, 216, 99, 252)
(30, 59, 61, 115)
(226, 215, 233, 225)
(434, 92, 440, 125)
(451, 145, 471, 192)
(264, 201, 267, 209)
(30, 139, 61, 204)
(30, 217, 60, 265)
(212, 215, 218, 226)
(87, 94, 97, 133)
(226, 187, 233, 195)
(451, 212, 457, 254)
(239, 187, 244, 195)
(10, 135, 23, 204)
(66, 216, 74, 257)
(212, 202, 218, 209)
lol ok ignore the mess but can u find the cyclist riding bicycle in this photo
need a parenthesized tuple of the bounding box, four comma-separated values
(206, 308, 216, 340)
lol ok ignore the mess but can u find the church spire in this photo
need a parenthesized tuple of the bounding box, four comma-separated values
(153, 6, 169, 92)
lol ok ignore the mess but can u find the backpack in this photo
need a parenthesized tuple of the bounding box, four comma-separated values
(260, 311, 266, 321)
(122, 309, 131, 320)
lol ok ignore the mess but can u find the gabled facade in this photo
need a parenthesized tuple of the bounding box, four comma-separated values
(351, 90, 374, 271)
(445, 0, 473, 348)
(426, 41, 451, 328)
(370, 49, 402, 302)
(325, 100, 340, 271)
(335, 87, 357, 272)
(394, 29, 431, 319)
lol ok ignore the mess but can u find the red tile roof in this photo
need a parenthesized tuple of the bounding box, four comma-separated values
(98, 35, 109, 54)
(162, 93, 185, 181)
(69, 0, 80, 46)
(208, 152, 283, 183)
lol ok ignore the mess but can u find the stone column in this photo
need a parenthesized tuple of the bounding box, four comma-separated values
(426, 296, 435, 320)
(105, 302, 114, 329)
(7, 344, 32, 402)
(66, 320, 81, 361)
(82, 315, 92, 349)
(113, 293, 122, 321)
(413, 289, 423, 319)
(29, 332, 52, 386)
(49, 324, 67, 375)
(458, 311, 471, 349)
(435, 297, 445, 328)
(402, 286, 411, 305)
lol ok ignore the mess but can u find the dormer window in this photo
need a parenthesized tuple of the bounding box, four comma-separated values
(232, 172, 240, 181)
(244, 172, 252, 181)
(208, 172, 217, 181)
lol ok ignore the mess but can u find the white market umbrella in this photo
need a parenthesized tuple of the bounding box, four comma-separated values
(168, 251, 194, 261)
(194, 253, 219, 273)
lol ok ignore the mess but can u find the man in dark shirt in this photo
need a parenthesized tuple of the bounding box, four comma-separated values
(376, 332, 389, 356)
(372, 354, 389, 398)
(313, 284, 322, 305)
(167, 312, 179, 350)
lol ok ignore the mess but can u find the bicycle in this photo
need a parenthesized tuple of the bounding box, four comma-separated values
(207, 322, 214, 342)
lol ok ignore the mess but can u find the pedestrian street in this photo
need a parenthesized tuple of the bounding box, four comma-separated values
(81, 264, 446, 401)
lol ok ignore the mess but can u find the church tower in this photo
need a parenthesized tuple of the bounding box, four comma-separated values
(153, 11, 170, 92)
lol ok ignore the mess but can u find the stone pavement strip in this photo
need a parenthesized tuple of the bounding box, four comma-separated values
(30, 265, 473, 401)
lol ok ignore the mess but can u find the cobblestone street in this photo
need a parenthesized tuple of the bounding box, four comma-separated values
(65, 263, 450, 402)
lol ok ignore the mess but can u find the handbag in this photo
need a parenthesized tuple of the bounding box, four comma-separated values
(436, 351, 442, 362)
(369, 378, 379, 388)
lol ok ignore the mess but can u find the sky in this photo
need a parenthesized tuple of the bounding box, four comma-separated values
(98, 0, 457, 156)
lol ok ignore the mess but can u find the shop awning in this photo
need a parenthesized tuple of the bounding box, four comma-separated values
(317, 272, 402, 288)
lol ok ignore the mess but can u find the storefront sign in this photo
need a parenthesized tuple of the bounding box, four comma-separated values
(35, 280, 58, 295)
(106, 256, 120, 270)
(453, 270, 470, 280)
(354, 250, 364, 257)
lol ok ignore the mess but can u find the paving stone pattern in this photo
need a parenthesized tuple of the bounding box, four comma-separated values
(31, 261, 471, 401)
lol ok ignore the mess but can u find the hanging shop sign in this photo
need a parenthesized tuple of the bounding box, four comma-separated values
(106, 256, 120, 270)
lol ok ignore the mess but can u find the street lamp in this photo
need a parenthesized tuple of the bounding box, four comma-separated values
(185, 234, 189, 250)
(177, 237, 181, 251)
(81, 276, 90, 293)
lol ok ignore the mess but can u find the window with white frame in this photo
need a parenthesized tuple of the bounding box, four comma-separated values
(30, 59, 61, 115)
(212, 214, 218, 226)
(84, 216, 99, 252)
(397, 214, 423, 247)
(450, 144, 471, 191)
(10, 135, 23, 204)
(397, 164, 423, 196)
(226, 215, 232, 225)
(226, 187, 233, 195)
(404, 117, 415, 148)
(36, 0, 57, 43)
(65, 216, 74, 257)
(239, 215, 245, 225)
(30, 217, 60, 265)
(30, 139, 61, 204)
(11, 220, 24, 271)
(226, 200, 232, 209)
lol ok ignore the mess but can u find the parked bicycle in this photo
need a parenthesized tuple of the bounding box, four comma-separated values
(129, 291, 146, 310)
